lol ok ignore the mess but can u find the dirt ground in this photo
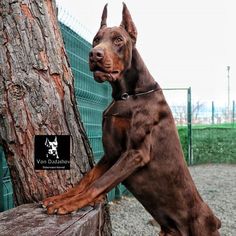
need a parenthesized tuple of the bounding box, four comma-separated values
(109, 164, 236, 236)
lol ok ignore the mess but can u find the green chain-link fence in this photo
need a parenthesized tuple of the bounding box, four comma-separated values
(163, 88, 192, 165)
(190, 100, 236, 164)
(60, 22, 110, 162)
(164, 91, 236, 166)
(0, 147, 14, 212)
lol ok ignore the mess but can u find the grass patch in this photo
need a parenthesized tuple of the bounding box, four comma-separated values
(192, 126, 236, 164)
(177, 124, 236, 164)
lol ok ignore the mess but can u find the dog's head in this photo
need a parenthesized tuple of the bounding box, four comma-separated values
(45, 137, 58, 157)
(89, 3, 137, 83)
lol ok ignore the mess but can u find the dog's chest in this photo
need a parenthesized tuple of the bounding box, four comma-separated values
(103, 116, 131, 138)
(102, 101, 132, 135)
(102, 115, 131, 158)
(111, 116, 130, 131)
(102, 101, 134, 157)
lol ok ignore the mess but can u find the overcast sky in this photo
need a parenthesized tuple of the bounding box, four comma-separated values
(56, 0, 236, 106)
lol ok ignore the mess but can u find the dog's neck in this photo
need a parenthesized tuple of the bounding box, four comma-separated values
(110, 48, 159, 100)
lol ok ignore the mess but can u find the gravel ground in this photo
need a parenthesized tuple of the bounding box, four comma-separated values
(109, 164, 236, 236)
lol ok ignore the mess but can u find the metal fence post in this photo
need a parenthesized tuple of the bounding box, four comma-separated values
(233, 100, 235, 126)
(212, 101, 215, 125)
(187, 87, 192, 165)
(0, 147, 4, 212)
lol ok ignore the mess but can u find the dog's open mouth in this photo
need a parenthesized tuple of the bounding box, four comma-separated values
(93, 70, 121, 83)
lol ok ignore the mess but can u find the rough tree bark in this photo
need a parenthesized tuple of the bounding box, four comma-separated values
(0, 0, 111, 233)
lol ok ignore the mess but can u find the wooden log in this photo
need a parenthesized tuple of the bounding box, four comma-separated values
(0, 203, 108, 236)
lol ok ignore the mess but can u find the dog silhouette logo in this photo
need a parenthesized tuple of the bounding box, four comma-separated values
(34, 135, 70, 170)
(45, 136, 59, 159)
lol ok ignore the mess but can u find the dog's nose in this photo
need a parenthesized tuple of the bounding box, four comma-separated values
(89, 48, 104, 62)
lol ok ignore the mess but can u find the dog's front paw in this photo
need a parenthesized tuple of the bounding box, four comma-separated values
(46, 201, 78, 215)
(42, 195, 62, 208)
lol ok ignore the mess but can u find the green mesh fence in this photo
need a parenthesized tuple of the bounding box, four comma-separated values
(177, 124, 236, 165)
(60, 22, 111, 162)
(189, 100, 236, 164)
(0, 147, 14, 212)
(163, 89, 191, 164)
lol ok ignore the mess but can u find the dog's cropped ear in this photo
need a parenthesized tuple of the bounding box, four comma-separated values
(120, 3, 137, 44)
(45, 138, 49, 147)
(100, 4, 108, 29)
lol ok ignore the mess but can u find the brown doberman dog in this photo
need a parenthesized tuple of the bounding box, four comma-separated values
(43, 4, 221, 236)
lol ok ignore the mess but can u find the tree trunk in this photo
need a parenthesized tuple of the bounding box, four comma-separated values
(0, 2, 111, 233)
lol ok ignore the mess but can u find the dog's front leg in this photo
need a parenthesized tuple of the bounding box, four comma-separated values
(42, 155, 112, 208)
(46, 136, 151, 214)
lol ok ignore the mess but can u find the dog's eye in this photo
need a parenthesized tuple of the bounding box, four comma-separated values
(114, 37, 123, 45)
(93, 37, 100, 45)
